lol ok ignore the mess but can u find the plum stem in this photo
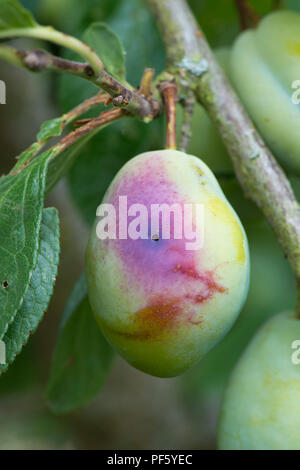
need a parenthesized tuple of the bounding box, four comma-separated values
(159, 81, 178, 150)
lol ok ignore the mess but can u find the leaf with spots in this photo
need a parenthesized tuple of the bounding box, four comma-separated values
(46, 274, 114, 413)
(0, 152, 49, 339)
(0, 207, 60, 373)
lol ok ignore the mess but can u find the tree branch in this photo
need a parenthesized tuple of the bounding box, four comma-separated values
(59, 108, 124, 150)
(0, 46, 161, 121)
(148, 0, 300, 312)
(63, 92, 110, 125)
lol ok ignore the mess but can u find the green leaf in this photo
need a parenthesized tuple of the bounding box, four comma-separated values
(14, 117, 65, 172)
(37, 117, 64, 142)
(0, 207, 60, 372)
(15, 142, 42, 168)
(0, 151, 49, 339)
(84, 21, 126, 81)
(0, 0, 37, 31)
(46, 274, 114, 413)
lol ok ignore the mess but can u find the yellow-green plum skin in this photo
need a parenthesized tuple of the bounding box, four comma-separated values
(230, 11, 300, 174)
(218, 312, 300, 450)
(181, 219, 295, 397)
(85, 150, 249, 378)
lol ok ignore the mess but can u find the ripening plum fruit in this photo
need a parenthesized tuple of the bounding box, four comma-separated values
(177, 48, 233, 175)
(218, 311, 300, 450)
(230, 11, 300, 174)
(85, 150, 249, 377)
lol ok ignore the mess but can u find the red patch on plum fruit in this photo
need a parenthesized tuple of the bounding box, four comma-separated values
(102, 265, 226, 341)
(133, 297, 181, 338)
(130, 267, 226, 339)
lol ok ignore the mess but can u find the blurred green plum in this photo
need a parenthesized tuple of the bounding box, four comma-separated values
(218, 311, 300, 450)
(230, 11, 300, 174)
(86, 150, 249, 377)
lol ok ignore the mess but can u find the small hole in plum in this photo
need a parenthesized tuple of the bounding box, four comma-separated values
(152, 234, 159, 242)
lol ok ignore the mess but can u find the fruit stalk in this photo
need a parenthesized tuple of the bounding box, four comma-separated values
(159, 81, 177, 150)
(148, 0, 300, 316)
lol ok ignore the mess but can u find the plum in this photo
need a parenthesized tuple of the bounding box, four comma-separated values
(85, 150, 249, 377)
(230, 11, 300, 174)
(218, 311, 300, 450)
